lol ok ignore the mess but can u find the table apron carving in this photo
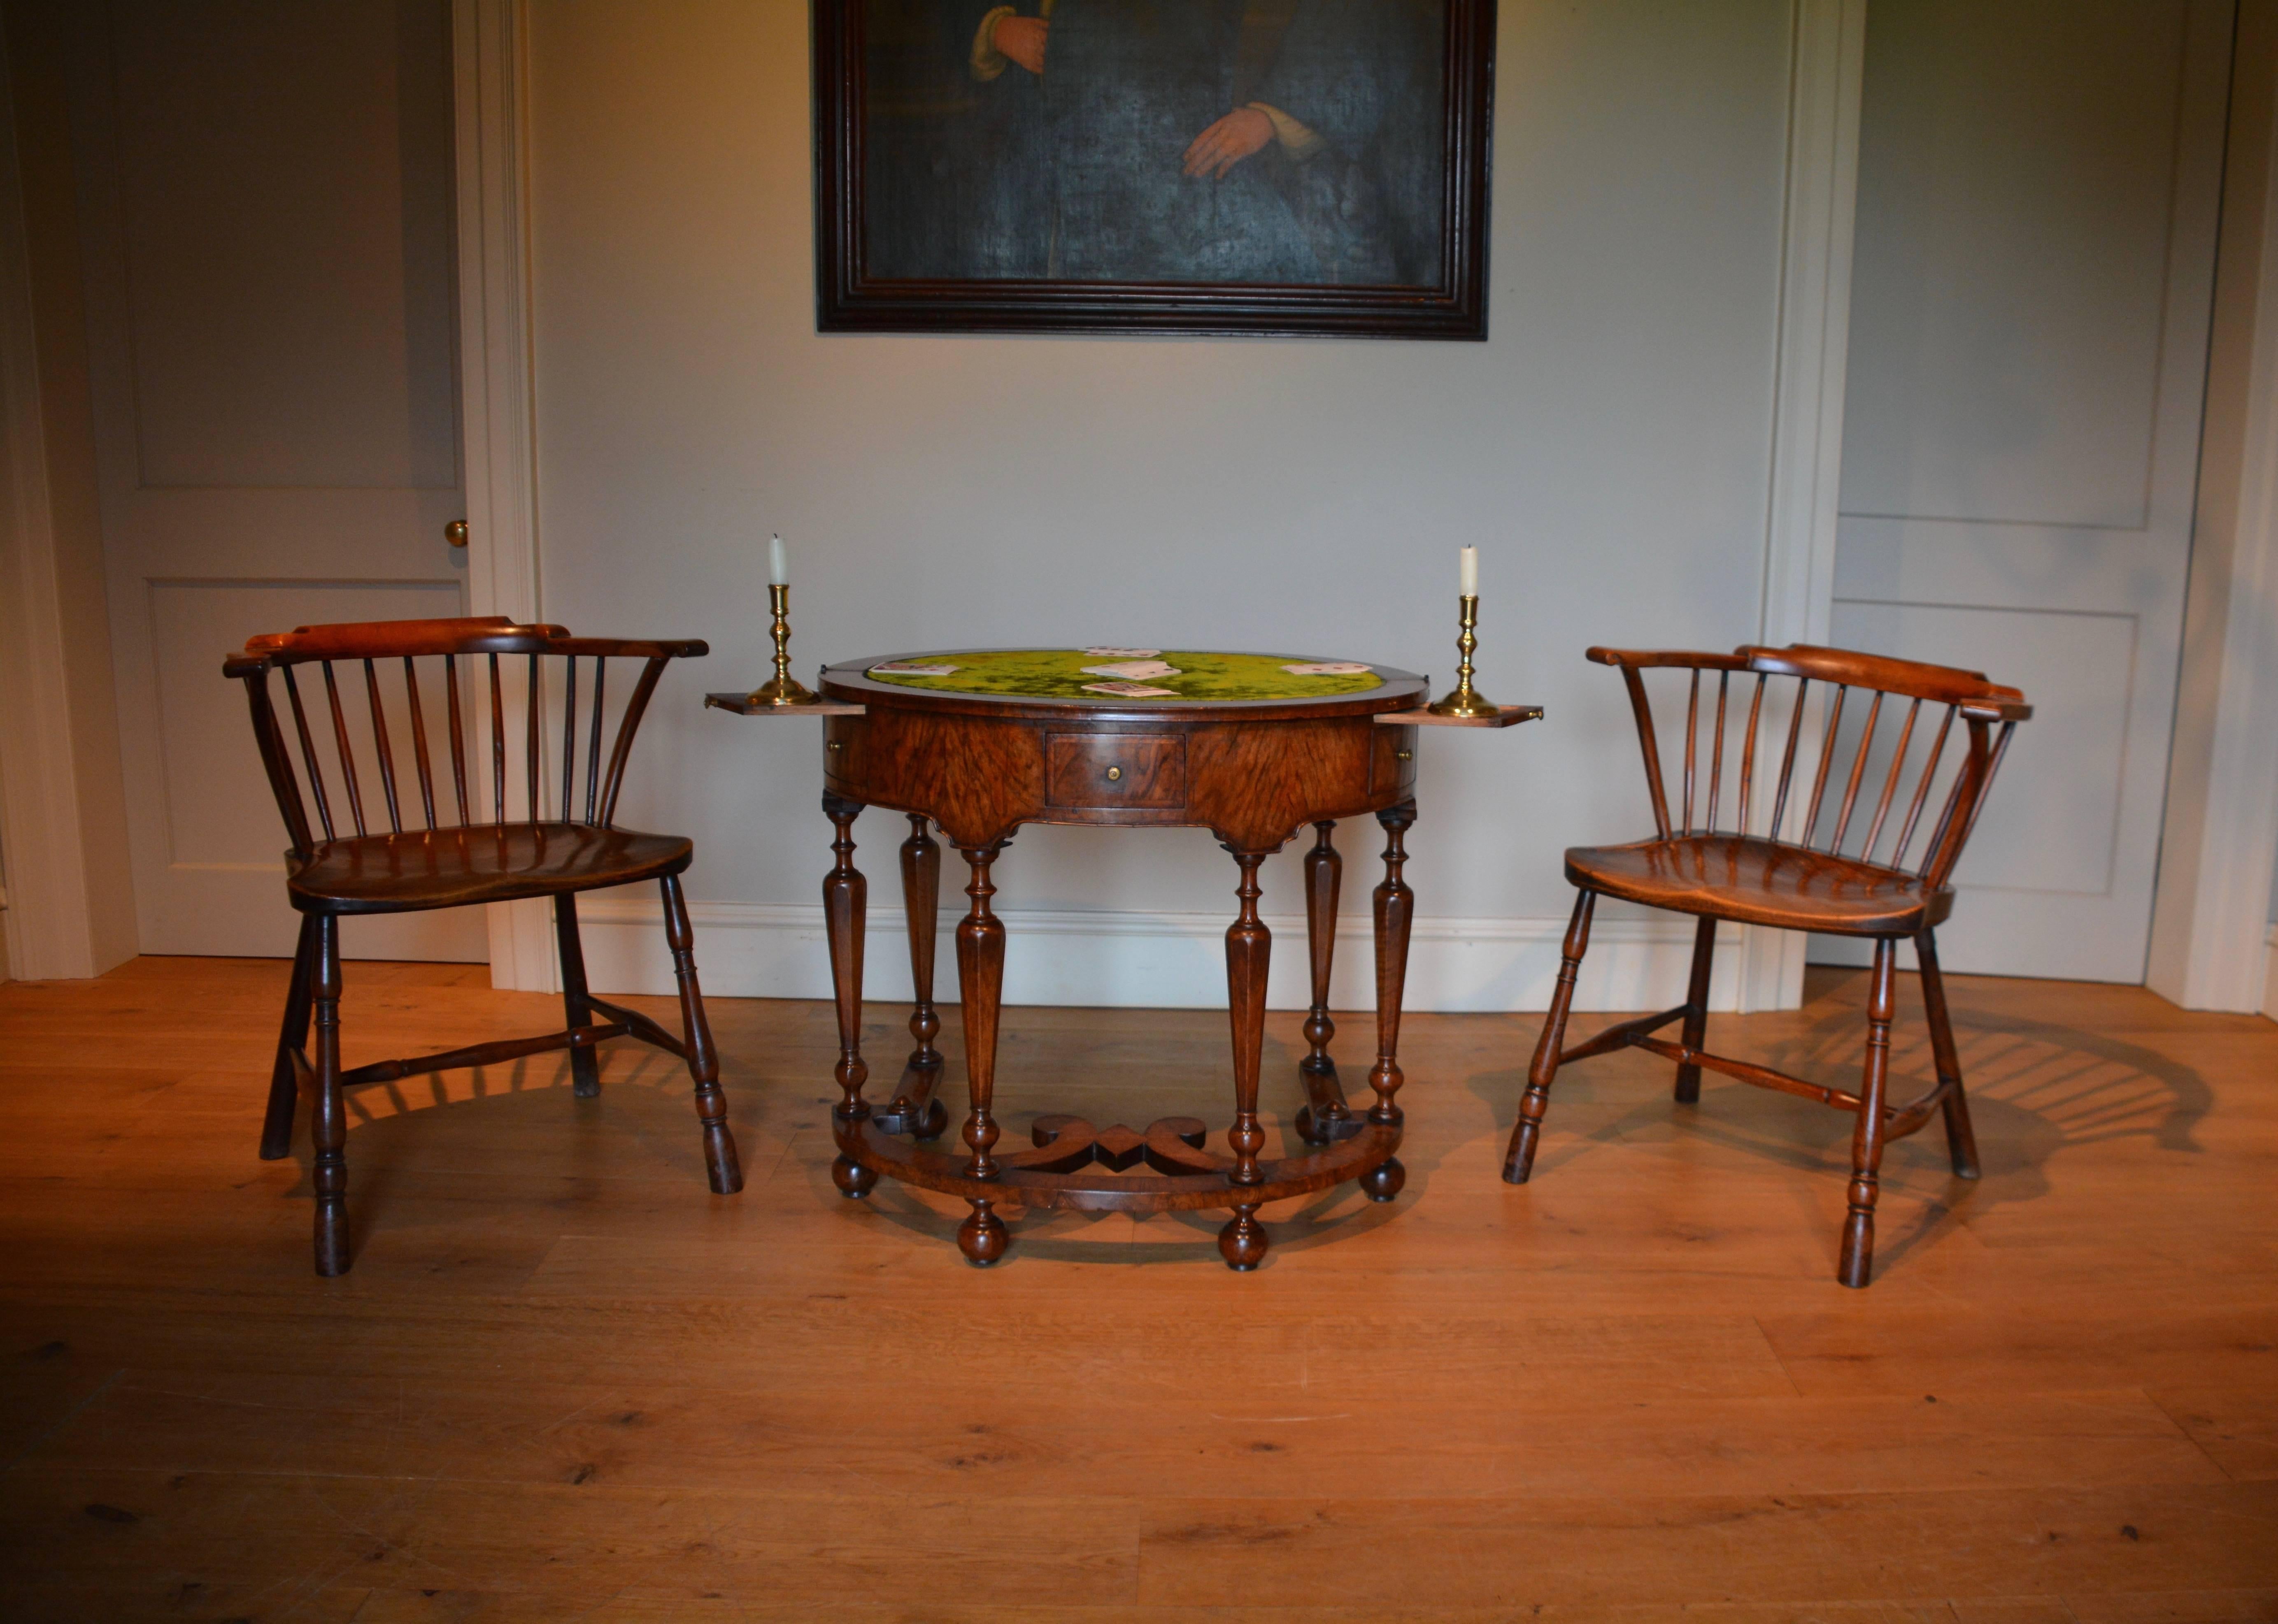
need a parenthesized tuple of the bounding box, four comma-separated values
(825, 709, 1421, 851)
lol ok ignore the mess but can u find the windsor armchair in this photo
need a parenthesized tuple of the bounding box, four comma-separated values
(224, 616, 742, 1276)
(1504, 644, 2030, 1287)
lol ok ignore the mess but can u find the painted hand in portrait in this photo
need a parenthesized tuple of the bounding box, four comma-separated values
(817, 0, 1494, 336)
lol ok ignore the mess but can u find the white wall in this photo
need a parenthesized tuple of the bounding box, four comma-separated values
(524, 0, 1799, 1011)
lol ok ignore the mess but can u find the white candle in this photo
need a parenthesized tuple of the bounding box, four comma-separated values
(1459, 545, 1478, 598)
(768, 533, 789, 587)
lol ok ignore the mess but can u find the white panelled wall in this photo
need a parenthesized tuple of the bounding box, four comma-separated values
(523, 0, 1819, 1012)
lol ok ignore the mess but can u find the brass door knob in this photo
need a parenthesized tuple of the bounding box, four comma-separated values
(444, 520, 468, 548)
(1105, 766, 1122, 781)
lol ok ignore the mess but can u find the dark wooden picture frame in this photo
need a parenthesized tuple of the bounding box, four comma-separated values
(813, 0, 1495, 339)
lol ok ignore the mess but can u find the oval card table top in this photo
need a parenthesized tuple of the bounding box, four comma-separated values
(822, 648, 1429, 722)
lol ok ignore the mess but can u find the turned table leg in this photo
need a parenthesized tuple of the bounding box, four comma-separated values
(878, 813, 947, 1139)
(1296, 821, 1358, 1145)
(1361, 802, 1415, 1202)
(955, 841, 1011, 1265)
(822, 793, 876, 1199)
(1219, 847, 1273, 1270)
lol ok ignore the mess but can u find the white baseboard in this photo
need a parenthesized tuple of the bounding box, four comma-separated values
(2265, 925, 2278, 1022)
(564, 899, 1745, 1015)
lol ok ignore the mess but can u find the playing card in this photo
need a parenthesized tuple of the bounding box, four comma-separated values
(1281, 662, 1371, 676)
(1082, 681, 1176, 698)
(1082, 647, 1161, 658)
(1080, 660, 1180, 680)
(869, 662, 958, 676)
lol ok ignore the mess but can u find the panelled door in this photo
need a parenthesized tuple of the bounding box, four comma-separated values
(70, 0, 483, 960)
(1824, 0, 2234, 980)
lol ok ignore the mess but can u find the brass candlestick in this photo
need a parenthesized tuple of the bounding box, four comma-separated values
(1427, 594, 1501, 718)
(746, 583, 822, 706)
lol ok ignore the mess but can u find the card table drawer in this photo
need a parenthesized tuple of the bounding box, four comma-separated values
(1045, 732, 1187, 809)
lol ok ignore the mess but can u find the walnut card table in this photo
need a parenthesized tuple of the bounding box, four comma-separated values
(710, 648, 1538, 1270)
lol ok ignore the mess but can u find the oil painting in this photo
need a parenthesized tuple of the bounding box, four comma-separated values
(813, 0, 1495, 337)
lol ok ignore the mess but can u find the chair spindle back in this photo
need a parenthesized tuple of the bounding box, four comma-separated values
(1594, 644, 2031, 888)
(223, 617, 707, 860)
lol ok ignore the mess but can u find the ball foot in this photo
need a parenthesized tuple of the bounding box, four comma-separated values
(1359, 1155, 1406, 1203)
(831, 1154, 877, 1199)
(958, 1199, 1009, 1266)
(1218, 1206, 1268, 1271)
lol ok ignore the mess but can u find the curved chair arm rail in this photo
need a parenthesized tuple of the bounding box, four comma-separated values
(1587, 642, 2031, 720)
(223, 616, 707, 858)
(226, 616, 707, 671)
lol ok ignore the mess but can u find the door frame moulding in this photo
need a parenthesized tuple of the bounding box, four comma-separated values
(0, 26, 86, 980)
(2150, 45, 2278, 1012)
(1739, 0, 1868, 1012)
(0, 23, 107, 981)
(451, 0, 556, 991)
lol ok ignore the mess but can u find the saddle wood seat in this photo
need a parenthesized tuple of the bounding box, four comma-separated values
(288, 824, 692, 914)
(1565, 834, 1950, 937)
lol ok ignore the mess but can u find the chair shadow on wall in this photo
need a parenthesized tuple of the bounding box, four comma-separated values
(1467, 965, 2212, 1279)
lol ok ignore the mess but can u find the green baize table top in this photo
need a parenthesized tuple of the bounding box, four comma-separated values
(859, 649, 1386, 704)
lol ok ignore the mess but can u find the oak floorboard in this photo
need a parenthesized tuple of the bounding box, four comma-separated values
(0, 956, 2272, 1616)
(13, 1375, 2231, 1500)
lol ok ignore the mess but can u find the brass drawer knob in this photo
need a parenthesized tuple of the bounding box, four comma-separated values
(1105, 766, 1122, 781)
(827, 740, 843, 752)
(1397, 748, 1412, 761)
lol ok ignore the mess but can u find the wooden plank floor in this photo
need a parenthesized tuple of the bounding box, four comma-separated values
(0, 955, 2272, 1621)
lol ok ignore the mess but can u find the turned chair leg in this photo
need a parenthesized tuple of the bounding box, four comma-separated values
(555, 893, 602, 1098)
(1838, 937, 1897, 1288)
(1504, 888, 1595, 1184)
(661, 872, 742, 1196)
(310, 915, 350, 1276)
(1915, 929, 1981, 1178)
(262, 914, 319, 1160)
(1674, 914, 1715, 1103)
